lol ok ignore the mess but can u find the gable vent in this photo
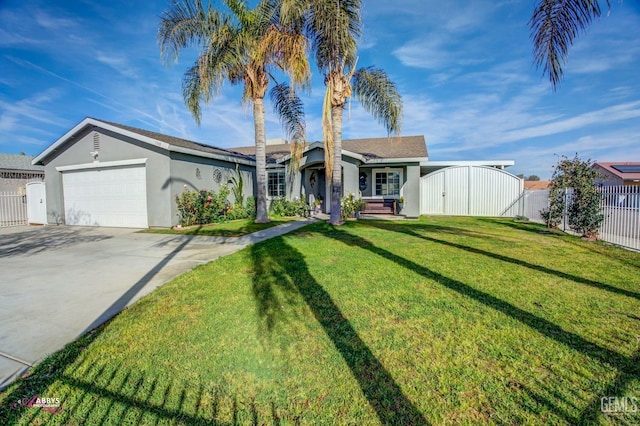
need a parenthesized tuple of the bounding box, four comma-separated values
(93, 132, 100, 151)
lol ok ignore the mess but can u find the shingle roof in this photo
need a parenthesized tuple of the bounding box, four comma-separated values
(232, 135, 428, 162)
(595, 162, 640, 181)
(0, 153, 44, 172)
(96, 119, 255, 161)
(524, 180, 550, 190)
(232, 143, 303, 163)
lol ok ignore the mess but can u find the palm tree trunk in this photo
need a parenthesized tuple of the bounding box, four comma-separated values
(329, 105, 343, 225)
(254, 97, 270, 223)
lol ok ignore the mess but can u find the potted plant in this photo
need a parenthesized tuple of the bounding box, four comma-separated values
(354, 198, 367, 219)
(314, 194, 323, 213)
(397, 196, 405, 212)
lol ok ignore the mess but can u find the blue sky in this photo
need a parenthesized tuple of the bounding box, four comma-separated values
(1, 0, 639, 178)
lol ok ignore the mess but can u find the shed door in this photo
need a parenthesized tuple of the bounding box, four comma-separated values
(62, 166, 148, 228)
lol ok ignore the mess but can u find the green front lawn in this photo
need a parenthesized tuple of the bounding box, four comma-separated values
(2, 217, 639, 424)
(141, 217, 297, 237)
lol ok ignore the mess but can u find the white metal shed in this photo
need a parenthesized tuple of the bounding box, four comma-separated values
(420, 164, 523, 217)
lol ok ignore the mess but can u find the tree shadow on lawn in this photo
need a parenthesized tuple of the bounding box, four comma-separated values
(250, 238, 429, 425)
(1, 328, 293, 425)
(479, 217, 640, 271)
(325, 226, 640, 424)
(477, 217, 562, 236)
(364, 220, 640, 302)
(1, 235, 302, 425)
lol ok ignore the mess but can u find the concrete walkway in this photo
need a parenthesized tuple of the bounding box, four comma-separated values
(0, 218, 316, 390)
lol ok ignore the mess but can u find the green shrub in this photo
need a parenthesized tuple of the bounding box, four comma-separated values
(544, 154, 604, 239)
(270, 197, 307, 217)
(176, 186, 231, 226)
(227, 196, 257, 220)
(341, 194, 367, 220)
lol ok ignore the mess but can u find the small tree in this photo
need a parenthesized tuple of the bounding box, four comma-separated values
(542, 155, 604, 239)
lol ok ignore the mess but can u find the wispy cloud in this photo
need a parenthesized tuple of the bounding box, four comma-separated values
(0, 89, 65, 128)
(34, 10, 80, 30)
(95, 51, 140, 79)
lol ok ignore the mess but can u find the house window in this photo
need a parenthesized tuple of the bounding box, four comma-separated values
(268, 171, 286, 197)
(374, 169, 402, 197)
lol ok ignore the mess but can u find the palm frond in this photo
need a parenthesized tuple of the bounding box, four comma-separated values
(158, 0, 219, 63)
(270, 82, 306, 142)
(530, 0, 608, 90)
(305, 0, 361, 73)
(352, 67, 402, 136)
(224, 0, 252, 29)
(259, 26, 311, 91)
(182, 63, 205, 123)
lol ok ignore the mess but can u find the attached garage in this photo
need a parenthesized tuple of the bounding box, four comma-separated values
(420, 165, 523, 216)
(58, 160, 148, 228)
(32, 117, 256, 228)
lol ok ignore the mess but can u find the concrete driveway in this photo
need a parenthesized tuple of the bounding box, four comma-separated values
(0, 219, 313, 389)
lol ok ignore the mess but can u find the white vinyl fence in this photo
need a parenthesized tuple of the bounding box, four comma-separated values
(522, 186, 640, 251)
(0, 191, 28, 227)
(599, 186, 640, 250)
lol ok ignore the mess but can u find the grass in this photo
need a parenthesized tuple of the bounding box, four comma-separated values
(140, 217, 297, 237)
(2, 216, 639, 425)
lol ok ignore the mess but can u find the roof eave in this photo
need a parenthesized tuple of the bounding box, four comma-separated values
(365, 156, 428, 164)
(275, 144, 368, 164)
(169, 145, 255, 166)
(420, 160, 515, 168)
(32, 117, 254, 166)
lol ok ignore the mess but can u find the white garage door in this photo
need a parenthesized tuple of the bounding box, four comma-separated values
(62, 165, 148, 228)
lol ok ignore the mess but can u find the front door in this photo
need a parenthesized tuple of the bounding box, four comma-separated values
(305, 168, 326, 211)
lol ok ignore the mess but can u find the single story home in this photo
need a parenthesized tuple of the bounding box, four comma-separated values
(32, 117, 515, 228)
(232, 135, 428, 217)
(0, 153, 44, 193)
(593, 162, 640, 186)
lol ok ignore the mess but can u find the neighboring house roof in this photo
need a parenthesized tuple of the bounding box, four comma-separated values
(0, 153, 44, 172)
(33, 117, 255, 166)
(232, 135, 428, 163)
(594, 162, 640, 181)
(524, 180, 550, 190)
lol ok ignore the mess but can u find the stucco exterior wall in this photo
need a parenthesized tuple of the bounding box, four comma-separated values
(403, 163, 421, 218)
(284, 167, 302, 202)
(169, 152, 255, 226)
(342, 157, 360, 197)
(41, 127, 171, 227)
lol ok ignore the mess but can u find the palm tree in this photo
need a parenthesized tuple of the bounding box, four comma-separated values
(531, 0, 610, 90)
(159, 0, 309, 223)
(283, 0, 402, 224)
